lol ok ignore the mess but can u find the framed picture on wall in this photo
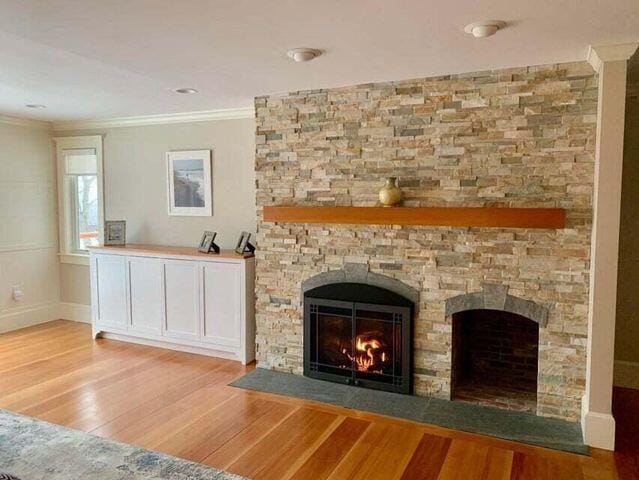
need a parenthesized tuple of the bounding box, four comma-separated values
(166, 149, 212, 216)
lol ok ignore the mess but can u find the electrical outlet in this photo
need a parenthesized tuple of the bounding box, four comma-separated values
(12, 285, 24, 302)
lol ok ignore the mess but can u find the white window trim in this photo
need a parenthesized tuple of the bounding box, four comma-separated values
(54, 135, 104, 266)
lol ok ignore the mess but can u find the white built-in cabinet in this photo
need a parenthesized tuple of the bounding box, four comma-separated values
(93, 254, 128, 329)
(128, 256, 163, 336)
(164, 260, 200, 341)
(90, 244, 255, 364)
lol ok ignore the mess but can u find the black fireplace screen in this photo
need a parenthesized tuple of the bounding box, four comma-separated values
(304, 283, 413, 394)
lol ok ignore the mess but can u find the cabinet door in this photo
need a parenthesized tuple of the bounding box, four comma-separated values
(201, 262, 242, 347)
(164, 260, 200, 341)
(93, 254, 128, 329)
(128, 257, 163, 335)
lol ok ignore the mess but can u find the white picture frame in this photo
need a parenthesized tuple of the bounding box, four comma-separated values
(166, 149, 212, 216)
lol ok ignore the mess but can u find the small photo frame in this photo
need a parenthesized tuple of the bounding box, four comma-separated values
(104, 220, 126, 246)
(234, 231, 255, 255)
(198, 231, 220, 254)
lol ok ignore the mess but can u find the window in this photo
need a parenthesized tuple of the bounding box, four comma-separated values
(54, 136, 104, 265)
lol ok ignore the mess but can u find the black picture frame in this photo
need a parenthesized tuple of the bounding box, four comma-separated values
(198, 231, 220, 254)
(234, 231, 255, 255)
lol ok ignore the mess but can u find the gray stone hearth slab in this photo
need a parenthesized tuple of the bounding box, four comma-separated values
(230, 368, 587, 454)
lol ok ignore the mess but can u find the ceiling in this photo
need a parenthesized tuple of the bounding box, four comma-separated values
(1, 0, 638, 122)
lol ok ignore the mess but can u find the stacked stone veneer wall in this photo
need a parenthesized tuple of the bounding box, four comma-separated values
(254, 62, 598, 421)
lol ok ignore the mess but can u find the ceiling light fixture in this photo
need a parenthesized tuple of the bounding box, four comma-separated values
(464, 20, 506, 38)
(173, 88, 199, 94)
(287, 48, 321, 63)
(25, 104, 46, 109)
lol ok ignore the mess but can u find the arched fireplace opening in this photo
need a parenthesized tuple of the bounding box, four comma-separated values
(303, 281, 414, 394)
(451, 309, 539, 413)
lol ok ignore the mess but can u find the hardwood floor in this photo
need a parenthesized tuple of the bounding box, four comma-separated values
(0, 321, 626, 479)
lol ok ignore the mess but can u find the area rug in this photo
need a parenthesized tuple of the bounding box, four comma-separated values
(231, 368, 588, 454)
(0, 409, 246, 480)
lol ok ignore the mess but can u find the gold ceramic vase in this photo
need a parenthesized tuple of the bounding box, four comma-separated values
(379, 177, 402, 207)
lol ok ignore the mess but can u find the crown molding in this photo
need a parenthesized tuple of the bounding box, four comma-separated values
(588, 43, 639, 73)
(0, 114, 52, 129)
(52, 107, 255, 131)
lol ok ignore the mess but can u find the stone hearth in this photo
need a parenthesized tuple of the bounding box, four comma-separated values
(254, 61, 597, 421)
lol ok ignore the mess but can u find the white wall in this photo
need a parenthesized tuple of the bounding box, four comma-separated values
(0, 120, 59, 332)
(57, 117, 256, 306)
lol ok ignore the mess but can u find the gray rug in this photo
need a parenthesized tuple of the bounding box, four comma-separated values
(231, 368, 588, 454)
(0, 409, 246, 480)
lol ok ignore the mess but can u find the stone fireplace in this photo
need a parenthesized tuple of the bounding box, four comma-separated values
(254, 61, 597, 421)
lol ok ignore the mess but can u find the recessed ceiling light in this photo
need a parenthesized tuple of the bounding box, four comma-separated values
(287, 48, 322, 63)
(25, 104, 46, 109)
(173, 88, 199, 94)
(464, 21, 506, 38)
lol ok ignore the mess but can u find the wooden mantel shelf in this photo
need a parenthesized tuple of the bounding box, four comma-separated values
(263, 206, 566, 229)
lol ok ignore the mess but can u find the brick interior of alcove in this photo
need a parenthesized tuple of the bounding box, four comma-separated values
(254, 61, 598, 421)
(451, 309, 539, 413)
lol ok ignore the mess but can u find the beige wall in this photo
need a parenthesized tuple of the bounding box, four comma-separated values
(58, 118, 256, 305)
(60, 263, 92, 305)
(615, 78, 639, 371)
(0, 121, 59, 332)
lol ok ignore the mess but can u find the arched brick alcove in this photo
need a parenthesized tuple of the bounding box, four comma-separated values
(445, 284, 548, 327)
(446, 284, 549, 412)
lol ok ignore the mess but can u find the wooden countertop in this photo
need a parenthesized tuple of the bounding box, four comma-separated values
(88, 244, 254, 262)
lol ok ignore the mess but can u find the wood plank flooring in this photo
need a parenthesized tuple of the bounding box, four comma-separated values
(0, 321, 627, 479)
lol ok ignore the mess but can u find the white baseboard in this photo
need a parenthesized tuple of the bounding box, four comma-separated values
(581, 395, 616, 450)
(58, 302, 92, 324)
(614, 360, 639, 389)
(0, 302, 60, 334)
(98, 331, 241, 362)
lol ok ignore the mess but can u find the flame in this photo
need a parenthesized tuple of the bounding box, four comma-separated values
(344, 334, 388, 372)
(355, 351, 374, 371)
(356, 337, 381, 352)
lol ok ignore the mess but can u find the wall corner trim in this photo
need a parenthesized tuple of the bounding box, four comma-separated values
(583, 42, 637, 452)
(587, 43, 639, 72)
(581, 395, 616, 450)
(52, 107, 255, 131)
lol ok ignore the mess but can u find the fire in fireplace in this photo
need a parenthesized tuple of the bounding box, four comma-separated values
(303, 282, 413, 394)
(344, 334, 387, 373)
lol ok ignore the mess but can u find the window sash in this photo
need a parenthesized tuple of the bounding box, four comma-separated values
(64, 148, 97, 176)
(54, 136, 104, 261)
(69, 174, 100, 253)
